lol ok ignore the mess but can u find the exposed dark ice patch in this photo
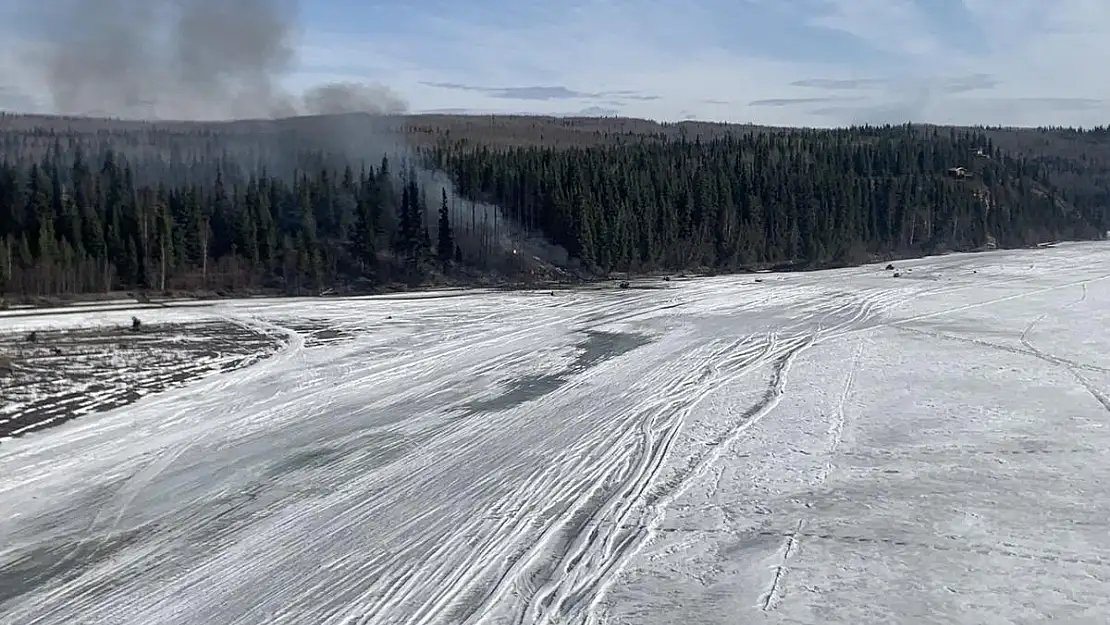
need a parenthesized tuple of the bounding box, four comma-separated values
(461, 331, 653, 414)
(463, 374, 566, 414)
(264, 446, 347, 479)
(574, 331, 653, 370)
(0, 525, 153, 606)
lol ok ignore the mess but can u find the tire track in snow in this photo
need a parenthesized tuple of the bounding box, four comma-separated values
(205, 305, 729, 625)
(747, 527, 1110, 569)
(806, 334, 865, 497)
(427, 337, 770, 625)
(524, 284, 910, 624)
(895, 326, 1110, 376)
(1018, 283, 1110, 414)
(760, 334, 865, 613)
(479, 335, 811, 625)
(6, 256, 1032, 625)
(17, 286, 898, 625)
(829, 336, 863, 459)
(351, 337, 754, 625)
(20, 316, 304, 578)
(514, 337, 797, 625)
(1, 313, 310, 621)
(572, 286, 904, 621)
(894, 272, 1110, 327)
(839, 445, 1109, 460)
(762, 518, 805, 611)
(276, 295, 682, 399)
(573, 334, 818, 624)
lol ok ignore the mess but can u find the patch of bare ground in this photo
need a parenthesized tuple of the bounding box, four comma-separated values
(0, 321, 286, 441)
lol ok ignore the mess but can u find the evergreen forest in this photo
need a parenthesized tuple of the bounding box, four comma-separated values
(0, 112, 1108, 299)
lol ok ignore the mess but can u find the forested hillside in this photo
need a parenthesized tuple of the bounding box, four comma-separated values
(0, 113, 1107, 299)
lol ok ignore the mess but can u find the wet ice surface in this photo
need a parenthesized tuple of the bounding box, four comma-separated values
(3, 244, 1110, 624)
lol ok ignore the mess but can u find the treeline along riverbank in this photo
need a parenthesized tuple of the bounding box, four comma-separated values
(0, 113, 1107, 299)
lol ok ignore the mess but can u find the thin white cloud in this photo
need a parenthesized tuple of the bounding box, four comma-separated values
(280, 0, 1110, 126)
(806, 0, 944, 59)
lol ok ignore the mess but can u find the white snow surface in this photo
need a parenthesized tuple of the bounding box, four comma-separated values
(3, 243, 1110, 624)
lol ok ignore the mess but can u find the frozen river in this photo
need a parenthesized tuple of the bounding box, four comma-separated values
(2, 243, 1110, 624)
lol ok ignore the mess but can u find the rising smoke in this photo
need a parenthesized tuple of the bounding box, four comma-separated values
(15, 0, 572, 274)
(22, 0, 407, 120)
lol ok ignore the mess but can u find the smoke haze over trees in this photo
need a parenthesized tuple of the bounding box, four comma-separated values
(0, 0, 531, 289)
(0, 113, 1108, 299)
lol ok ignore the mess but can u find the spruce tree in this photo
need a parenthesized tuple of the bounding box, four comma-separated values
(437, 188, 454, 264)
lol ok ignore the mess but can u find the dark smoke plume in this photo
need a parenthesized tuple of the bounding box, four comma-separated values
(14, 0, 573, 274)
(22, 0, 407, 119)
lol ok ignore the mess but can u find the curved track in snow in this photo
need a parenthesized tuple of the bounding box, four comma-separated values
(3, 243, 1110, 624)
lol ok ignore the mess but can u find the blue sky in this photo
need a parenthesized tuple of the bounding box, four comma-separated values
(284, 0, 1110, 126)
(2, 0, 1109, 126)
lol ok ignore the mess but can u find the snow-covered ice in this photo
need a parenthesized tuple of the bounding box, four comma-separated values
(2, 243, 1110, 624)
